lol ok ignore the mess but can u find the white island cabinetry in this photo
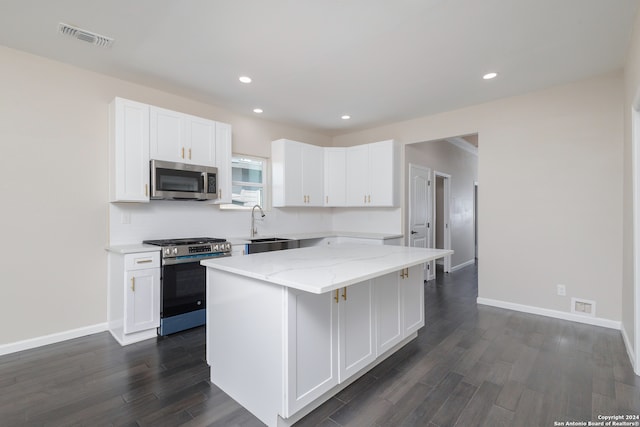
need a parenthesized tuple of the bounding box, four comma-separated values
(202, 244, 452, 426)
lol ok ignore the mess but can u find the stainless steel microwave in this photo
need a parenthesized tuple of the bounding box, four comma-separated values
(150, 160, 217, 201)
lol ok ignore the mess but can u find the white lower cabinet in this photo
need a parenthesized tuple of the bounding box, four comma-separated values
(108, 251, 161, 346)
(285, 290, 339, 416)
(338, 280, 375, 382)
(374, 271, 403, 355)
(402, 265, 425, 336)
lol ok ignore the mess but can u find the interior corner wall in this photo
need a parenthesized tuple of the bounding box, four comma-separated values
(333, 72, 624, 322)
(622, 8, 640, 364)
(0, 45, 331, 346)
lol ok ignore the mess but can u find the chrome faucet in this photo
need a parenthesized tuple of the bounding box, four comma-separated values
(250, 204, 265, 238)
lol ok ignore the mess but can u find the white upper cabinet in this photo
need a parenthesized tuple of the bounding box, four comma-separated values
(109, 97, 150, 202)
(272, 139, 324, 207)
(110, 98, 232, 204)
(213, 122, 232, 204)
(324, 148, 347, 207)
(346, 140, 399, 207)
(150, 106, 216, 166)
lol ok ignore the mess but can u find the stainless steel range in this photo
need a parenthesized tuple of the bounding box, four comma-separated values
(143, 237, 231, 336)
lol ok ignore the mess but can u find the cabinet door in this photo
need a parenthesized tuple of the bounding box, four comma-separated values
(124, 268, 160, 334)
(338, 282, 375, 382)
(272, 139, 304, 207)
(401, 265, 425, 337)
(302, 144, 324, 206)
(324, 148, 346, 206)
(186, 115, 216, 166)
(111, 98, 150, 202)
(368, 140, 396, 206)
(285, 290, 338, 416)
(374, 271, 403, 356)
(213, 122, 232, 204)
(346, 145, 369, 206)
(150, 106, 185, 162)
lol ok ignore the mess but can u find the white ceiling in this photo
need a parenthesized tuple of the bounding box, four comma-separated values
(0, 0, 637, 135)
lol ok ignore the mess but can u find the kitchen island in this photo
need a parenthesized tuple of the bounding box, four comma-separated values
(201, 244, 453, 427)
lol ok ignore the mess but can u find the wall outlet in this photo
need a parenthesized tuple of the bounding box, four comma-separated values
(571, 297, 596, 317)
(556, 284, 566, 296)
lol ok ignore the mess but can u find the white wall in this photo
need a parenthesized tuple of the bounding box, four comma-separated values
(405, 140, 478, 268)
(0, 45, 332, 346)
(622, 8, 640, 366)
(334, 73, 624, 323)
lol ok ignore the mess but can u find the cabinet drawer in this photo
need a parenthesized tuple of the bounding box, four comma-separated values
(125, 252, 160, 271)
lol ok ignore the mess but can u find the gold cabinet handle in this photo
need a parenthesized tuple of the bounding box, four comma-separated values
(181, 147, 185, 159)
(145, 184, 148, 197)
(135, 259, 153, 264)
(364, 195, 366, 203)
(334, 289, 339, 303)
(342, 287, 347, 301)
(218, 189, 221, 199)
(131, 277, 135, 292)
(400, 269, 406, 279)
(405, 267, 409, 278)
(368, 195, 371, 203)
(188, 148, 192, 160)
(326, 195, 328, 204)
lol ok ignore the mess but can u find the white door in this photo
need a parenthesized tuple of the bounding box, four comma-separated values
(409, 164, 434, 280)
(338, 281, 375, 382)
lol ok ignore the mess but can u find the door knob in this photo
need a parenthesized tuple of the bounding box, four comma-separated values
(411, 230, 417, 235)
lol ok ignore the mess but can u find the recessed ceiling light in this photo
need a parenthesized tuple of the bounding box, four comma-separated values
(253, 108, 263, 114)
(341, 115, 351, 120)
(483, 72, 498, 80)
(239, 76, 252, 84)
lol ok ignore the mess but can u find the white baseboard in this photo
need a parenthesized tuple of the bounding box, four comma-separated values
(451, 259, 475, 272)
(0, 323, 108, 356)
(477, 297, 621, 330)
(621, 324, 639, 376)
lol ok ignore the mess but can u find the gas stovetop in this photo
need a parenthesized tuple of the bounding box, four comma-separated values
(143, 237, 231, 260)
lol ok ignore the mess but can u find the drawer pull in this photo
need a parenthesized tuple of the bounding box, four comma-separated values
(135, 259, 153, 264)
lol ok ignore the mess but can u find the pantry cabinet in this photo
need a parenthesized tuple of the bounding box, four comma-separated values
(108, 250, 161, 345)
(272, 139, 324, 207)
(109, 98, 150, 202)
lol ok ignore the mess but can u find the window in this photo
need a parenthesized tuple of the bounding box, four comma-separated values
(220, 155, 268, 209)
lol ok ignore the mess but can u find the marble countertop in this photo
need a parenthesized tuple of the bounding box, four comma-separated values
(105, 244, 161, 254)
(201, 244, 452, 294)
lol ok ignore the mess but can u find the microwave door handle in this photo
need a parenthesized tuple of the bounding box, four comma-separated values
(202, 172, 207, 195)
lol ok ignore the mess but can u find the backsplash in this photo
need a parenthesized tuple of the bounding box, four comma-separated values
(109, 202, 333, 245)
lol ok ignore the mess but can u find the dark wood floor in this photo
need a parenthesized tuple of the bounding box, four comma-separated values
(1, 264, 639, 426)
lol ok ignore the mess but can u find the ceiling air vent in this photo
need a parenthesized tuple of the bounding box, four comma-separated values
(58, 23, 114, 48)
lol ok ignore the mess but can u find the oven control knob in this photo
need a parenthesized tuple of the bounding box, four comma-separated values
(225, 243, 231, 251)
(172, 247, 178, 255)
(164, 248, 171, 256)
(213, 244, 219, 251)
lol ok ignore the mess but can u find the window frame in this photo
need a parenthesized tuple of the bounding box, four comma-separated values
(219, 154, 270, 211)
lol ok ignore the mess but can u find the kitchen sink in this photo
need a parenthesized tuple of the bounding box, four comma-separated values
(246, 237, 299, 254)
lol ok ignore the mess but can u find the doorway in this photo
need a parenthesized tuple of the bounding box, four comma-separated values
(633, 89, 640, 375)
(434, 172, 452, 273)
(408, 163, 434, 281)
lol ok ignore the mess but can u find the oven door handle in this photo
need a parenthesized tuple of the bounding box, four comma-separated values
(163, 253, 231, 265)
